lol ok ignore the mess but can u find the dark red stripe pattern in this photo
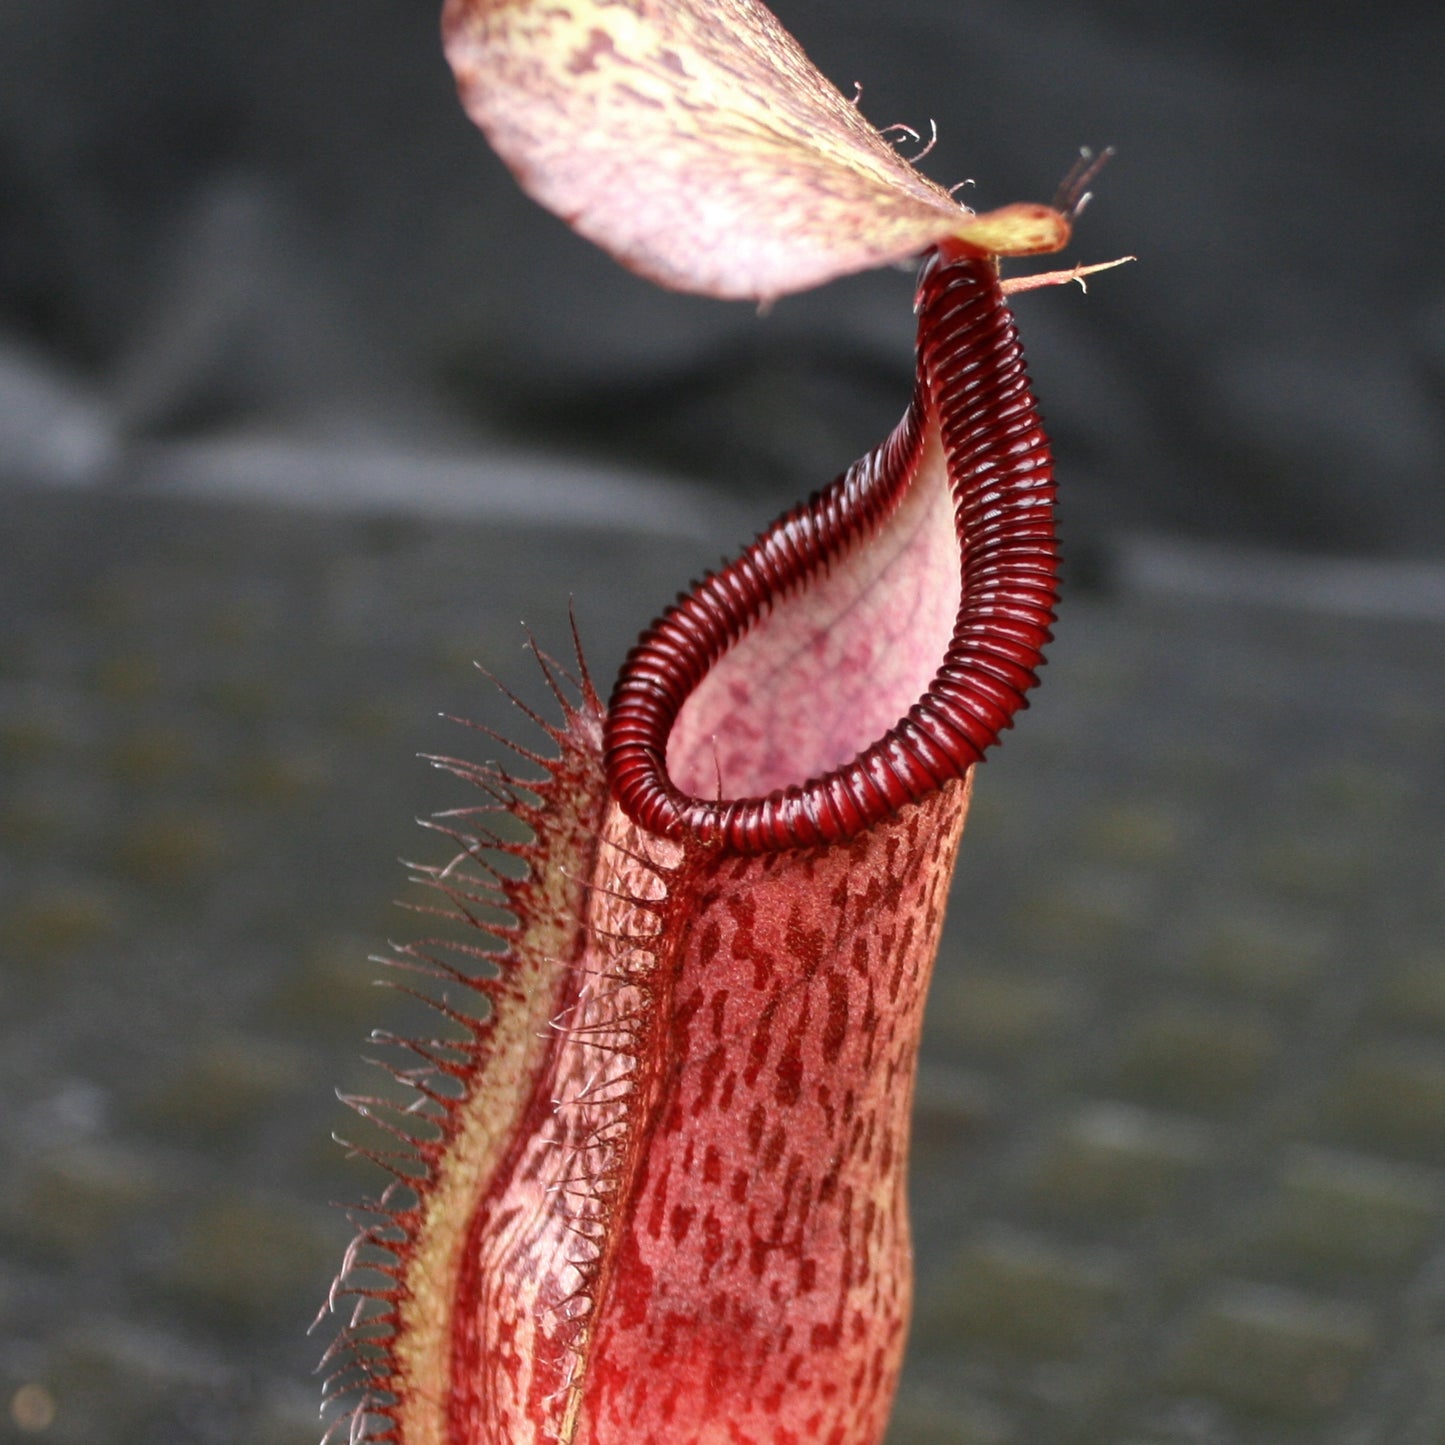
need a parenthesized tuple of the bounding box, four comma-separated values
(604, 252, 1059, 853)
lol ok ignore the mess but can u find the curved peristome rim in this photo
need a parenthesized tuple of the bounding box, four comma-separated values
(604, 252, 1059, 852)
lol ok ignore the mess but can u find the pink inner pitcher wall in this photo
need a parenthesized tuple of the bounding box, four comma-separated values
(667, 432, 958, 801)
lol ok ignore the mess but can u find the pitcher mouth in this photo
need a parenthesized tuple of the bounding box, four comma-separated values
(603, 251, 1059, 853)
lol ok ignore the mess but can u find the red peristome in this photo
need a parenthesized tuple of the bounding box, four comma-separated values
(605, 253, 1058, 852)
(323, 250, 1060, 1445)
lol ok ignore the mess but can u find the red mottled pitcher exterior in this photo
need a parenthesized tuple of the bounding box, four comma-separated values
(390, 775, 968, 1445)
(579, 788, 969, 1443)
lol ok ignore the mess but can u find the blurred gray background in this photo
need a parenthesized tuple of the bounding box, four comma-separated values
(2, 3, 1444, 1444)
(3, 0, 1443, 554)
